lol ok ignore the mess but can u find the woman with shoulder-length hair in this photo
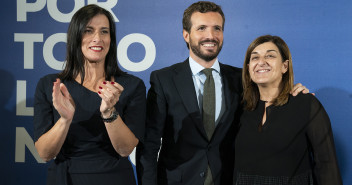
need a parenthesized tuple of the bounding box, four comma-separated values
(34, 4, 146, 185)
(234, 35, 342, 185)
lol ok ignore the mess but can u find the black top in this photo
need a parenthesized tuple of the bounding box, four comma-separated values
(234, 93, 342, 185)
(34, 73, 146, 185)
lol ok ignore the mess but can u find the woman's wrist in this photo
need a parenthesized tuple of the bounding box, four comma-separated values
(101, 108, 119, 123)
(101, 107, 114, 119)
(59, 117, 73, 125)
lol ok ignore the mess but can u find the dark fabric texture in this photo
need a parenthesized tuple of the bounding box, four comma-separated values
(33, 73, 146, 185)
(235, 171, 313, 185)
(137, 59, 243, 185)
(234, 93, 342, 185)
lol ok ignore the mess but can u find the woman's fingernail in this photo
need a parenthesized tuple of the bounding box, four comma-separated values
(98, 91, 101, 94)
(99, 86, 102, 89)
(111, 82, 115, 84)
(103, 81, 107, 84)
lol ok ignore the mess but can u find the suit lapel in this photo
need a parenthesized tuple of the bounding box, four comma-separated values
(220, 65, 236, 112)
(173, 59, 206, 137)
(212, 64, 239, 137)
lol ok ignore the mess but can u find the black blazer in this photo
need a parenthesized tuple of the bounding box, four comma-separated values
(137, 59, 243, 185)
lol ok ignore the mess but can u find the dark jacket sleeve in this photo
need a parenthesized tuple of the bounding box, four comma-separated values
(137, 71, 167, 185)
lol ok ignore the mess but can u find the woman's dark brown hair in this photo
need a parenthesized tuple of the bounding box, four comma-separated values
(59, 4, 124, 83)
(242, 35, 294, 110)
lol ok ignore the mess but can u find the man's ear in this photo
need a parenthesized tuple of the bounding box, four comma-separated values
(183, 29, 190, 44)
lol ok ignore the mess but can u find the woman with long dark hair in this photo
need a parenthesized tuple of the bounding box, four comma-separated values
(34, 4, 145, 185)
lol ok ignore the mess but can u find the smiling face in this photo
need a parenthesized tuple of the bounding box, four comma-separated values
(81, 14, 111, 64)
(183, 11, 224, 64)
(248, 42, 288, 88)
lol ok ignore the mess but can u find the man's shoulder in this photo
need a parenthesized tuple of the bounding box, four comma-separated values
(151, 60, 188, 76)
(219, 63, 242, 83)
(219, 63, 242, 74)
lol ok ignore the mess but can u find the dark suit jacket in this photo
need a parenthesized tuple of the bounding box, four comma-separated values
(137, 59, 243, 185)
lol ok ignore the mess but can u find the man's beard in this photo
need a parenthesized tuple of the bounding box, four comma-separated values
(189, 38, 223, 62)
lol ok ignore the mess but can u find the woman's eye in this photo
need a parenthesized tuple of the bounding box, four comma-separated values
(84, 29, 92, 34)
(266, 55, 275, 58)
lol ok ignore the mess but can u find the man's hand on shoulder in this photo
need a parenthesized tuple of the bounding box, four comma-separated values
(291, 83, 314, 96)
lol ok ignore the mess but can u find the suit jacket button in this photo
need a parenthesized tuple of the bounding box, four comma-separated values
(200, 172, 205, 177)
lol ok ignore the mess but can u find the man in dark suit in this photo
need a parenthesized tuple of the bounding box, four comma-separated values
(137, 2, 240, 185)
(137, 1, 307, 185)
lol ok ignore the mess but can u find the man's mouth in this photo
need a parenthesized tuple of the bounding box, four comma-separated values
(202, 43, 216, 47)
(200, 40, 218, 48)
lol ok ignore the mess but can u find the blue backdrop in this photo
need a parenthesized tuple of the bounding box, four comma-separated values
(1, 0, 351, 184)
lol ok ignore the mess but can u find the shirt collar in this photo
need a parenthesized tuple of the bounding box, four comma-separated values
(189, 56, 221, 76)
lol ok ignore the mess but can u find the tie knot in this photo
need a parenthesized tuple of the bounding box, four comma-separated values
(202, 68, 213, 77)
